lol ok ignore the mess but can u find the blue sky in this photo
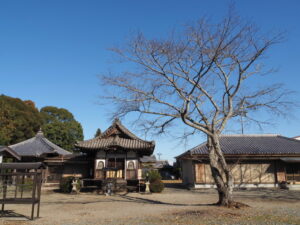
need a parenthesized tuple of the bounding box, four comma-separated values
(1, 0, 300, 162)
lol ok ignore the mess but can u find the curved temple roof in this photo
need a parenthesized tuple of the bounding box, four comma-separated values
(0, 146, 21, 160)
(176, 134, 300, 159)
(76, 119, 155, 155)
(9, 130, 71, 157)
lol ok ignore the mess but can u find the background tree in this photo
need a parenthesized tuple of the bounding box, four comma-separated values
(101, 12, 292, 206)
(0, 95, 42, 145)
(40, 106, 84, 151)
(94, 128, 101, 137)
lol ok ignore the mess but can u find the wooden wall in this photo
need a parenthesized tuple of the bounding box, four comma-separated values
(63, 163, 90, 178)
(194, 162, 276, 184)
(181, 159, 194, 185)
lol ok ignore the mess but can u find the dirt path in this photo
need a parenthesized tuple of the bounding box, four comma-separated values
(1, 188, 300, 225)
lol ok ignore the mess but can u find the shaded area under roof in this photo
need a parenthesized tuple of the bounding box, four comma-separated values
(280, 157, 300, 163)
(177, 134, 300, 158)
(0, 146, 21, 161)
(76, 119, 155, 155)
(0, 162, 46, 170)
(9, 130, 71, 157)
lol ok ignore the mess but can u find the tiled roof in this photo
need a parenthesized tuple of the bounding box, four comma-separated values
(154, 160, 170, 169)
(9, 130, 71, 157)
(76, 119, 155, 154)
(0, 146, 21, 160)
(140, 155, 157, 163)
(77, 136, 154, 150)
(177, 134, 300, 158)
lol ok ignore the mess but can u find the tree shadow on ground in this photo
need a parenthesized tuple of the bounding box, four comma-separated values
(233, 189, 300, 202)
(0, 210, 30, 220)
(116, 194, 213, 207)
(44, 193, 213, 207)
(163, 183, 187, 189)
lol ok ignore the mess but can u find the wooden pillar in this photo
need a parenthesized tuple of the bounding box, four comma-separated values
(2, 175, 7, 215)
(124, 153, 127, 180)
(20, 174, 25, 199)
(31, 171, 38, 220)
(36, 172, 42, 218)
(276, 161, 286, 183)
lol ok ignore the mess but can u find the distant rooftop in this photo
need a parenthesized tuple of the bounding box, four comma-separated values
(9, 130, 71, 157)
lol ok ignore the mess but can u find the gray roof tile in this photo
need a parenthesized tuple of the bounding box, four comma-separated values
(76, 119, 155, 154)
(9, 131, 71, 157)
(179, 134, 300, 157)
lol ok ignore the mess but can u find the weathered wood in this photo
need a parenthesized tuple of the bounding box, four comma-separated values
(0, 163, 43, 220)
(126, 170, 137, 180)
(276, 161, 286, 182)
(195, 161, 278, 185)
(195, 164, 206, 183)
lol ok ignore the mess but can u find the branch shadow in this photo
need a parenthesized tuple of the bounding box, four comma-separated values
(0, 210, 30, 220)
(116, 194, 213, 206)
(45, 193, 213, 207)
(233, 189, 300, 202)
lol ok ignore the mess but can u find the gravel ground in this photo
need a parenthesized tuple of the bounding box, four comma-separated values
(0, 188, 299, 225)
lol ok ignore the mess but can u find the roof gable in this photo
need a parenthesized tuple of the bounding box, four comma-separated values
(0, 146, 21, 160)
(99, 118, 143, 140)
(9, 130, 71, 157)
(76, 119, 155, 154)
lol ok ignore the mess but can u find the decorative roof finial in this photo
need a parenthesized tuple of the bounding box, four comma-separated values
(36, 128, 44, 137)
(114, 117, 120, 123)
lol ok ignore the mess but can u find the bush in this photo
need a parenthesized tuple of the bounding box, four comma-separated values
(60, 177, 73, 193)
(145, 169, 164, 193)
(59, 176, 81, 193)
(22, 178, 33, 191)
(149, 179, 164, 193)
(16, 177, 33, 191)
(147, 170, 162, 183)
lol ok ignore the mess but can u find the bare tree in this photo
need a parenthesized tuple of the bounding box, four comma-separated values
(100, 12, 292, 206)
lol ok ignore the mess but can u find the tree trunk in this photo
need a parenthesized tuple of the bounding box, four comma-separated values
(207, 135, 234, 206)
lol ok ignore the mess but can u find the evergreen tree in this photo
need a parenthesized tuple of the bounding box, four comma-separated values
(94, 128, 101, 137)
(40, 106, 84, 151)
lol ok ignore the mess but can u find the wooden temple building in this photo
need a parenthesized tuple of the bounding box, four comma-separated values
(7, 130, 73, 183)
(0, 119, 155, 187)
(75, 118, 155, 181)
(176, 134, 300, 189)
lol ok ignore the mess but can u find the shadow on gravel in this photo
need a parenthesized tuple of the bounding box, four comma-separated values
(233, 189, 300, 202)
(43, 193, 213, 207)
(116, 194, 213, 207)
(0, 210, 30, 220)
(163, 183, 186, 189)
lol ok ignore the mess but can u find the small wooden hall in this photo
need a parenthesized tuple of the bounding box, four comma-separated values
(7, 130, 73, 183)
(176, 134, 300, 189)
(75, 118, 155, 181)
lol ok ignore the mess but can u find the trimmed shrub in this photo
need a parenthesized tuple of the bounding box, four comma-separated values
(149, 179, 164, 193)
(60, 176, 81, 193)
(147, 170, 162, 183)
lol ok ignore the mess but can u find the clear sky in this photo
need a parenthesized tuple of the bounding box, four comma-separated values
(1, 0, 300, 162)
